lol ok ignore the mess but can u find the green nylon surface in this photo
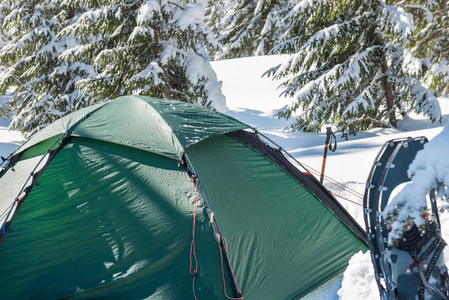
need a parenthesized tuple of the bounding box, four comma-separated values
(186, 134, 367, 299)
(0, 136, 64, 226)
(0, 156, 42, 226)
(13, 103, 103, 155)
(19, 134, 66, 160)
(0, 137, 230, 299)
(140, 97, 248, 148)
(15, 96, 248, 159)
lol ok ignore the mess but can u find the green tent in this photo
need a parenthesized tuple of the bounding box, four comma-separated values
(0, 96, 367, 299)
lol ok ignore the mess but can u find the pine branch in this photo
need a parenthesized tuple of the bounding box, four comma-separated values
(352, 116, 391, 128)
(168, 1, 184, 10)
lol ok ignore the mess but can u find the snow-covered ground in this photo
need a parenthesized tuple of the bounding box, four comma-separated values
(0, 94, 24, 158)
(1, 55, 448, 299)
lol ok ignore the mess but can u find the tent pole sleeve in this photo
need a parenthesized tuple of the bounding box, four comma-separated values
(14, 132, 69, 200)
(184, 153, 214, 213)
(0, 133, 71, 243)
(183, 153, 243, 299)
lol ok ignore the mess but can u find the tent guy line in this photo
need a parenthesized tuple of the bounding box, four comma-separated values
(248, 127, 364, 206)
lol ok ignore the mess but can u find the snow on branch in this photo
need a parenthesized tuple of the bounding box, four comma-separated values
(129, 62, 164, 86)
(381, 5, 415, 43)
(430, 60, 449, 90)
(137, 0, 162, 24)
(291, 0, 325, 14)
(334, 46, 380, 91)
(409, 77, 441, 121)
(342, 86, 375, 116)
(171, 3, 204, 30)
(385, 44, 425, 78)
(273, 12, 372, 78)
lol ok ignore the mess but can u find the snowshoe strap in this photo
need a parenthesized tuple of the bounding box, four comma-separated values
(425, 238, 447, 281)
(441, 270, 449, 297)
(412, 256, 433, 296)
(409, 229, 442, 269)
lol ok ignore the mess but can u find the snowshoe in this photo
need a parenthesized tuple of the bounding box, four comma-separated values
(364, 137, 449, 299)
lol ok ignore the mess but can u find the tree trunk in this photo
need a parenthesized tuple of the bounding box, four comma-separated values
(381, 61, 397, 128)
(372, 0, 397, 128)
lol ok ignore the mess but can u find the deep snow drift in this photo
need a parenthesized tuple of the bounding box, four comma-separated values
(1, 55, 448, 299)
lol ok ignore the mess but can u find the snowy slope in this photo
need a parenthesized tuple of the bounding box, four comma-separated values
(0, 55, 448, 299)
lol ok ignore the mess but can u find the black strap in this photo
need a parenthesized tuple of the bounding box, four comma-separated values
(411, 255, 433, 295)
(328, 128, 337, 152)
(410, 232, 441, 269)
(425, 239, 447, 280)
(441, 270, 449, 296)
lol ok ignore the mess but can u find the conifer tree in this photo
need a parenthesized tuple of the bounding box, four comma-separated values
(61, 0, 224, 111)
(407, 0, 449, 95)
(0, 0, 91, 135)
(205, 0, 225, 36)
(0, 0, 225, 135)
(215, 0, 290, 59)
(266, 0, 441, 137)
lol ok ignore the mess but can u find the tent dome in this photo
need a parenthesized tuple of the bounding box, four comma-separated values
(0, 96, 366, 299)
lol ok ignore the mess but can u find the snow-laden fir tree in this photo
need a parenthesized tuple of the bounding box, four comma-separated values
(61, 0, 225, 112)
(407, 0, 449, 95)
(0, 0, 92, 135)
(266, 0, 442, 137)
(205, 0, 225, 36)
(0, 0, 225, 136)
(214, 0, 291, 59)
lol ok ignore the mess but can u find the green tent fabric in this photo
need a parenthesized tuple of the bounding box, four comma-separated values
(14, 96, 247, 160)
(0, 96, 367, 299)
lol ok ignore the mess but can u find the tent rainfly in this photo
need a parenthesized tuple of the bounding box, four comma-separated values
(0, 96, 367, 299)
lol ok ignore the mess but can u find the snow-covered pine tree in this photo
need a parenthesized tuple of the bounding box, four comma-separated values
(0, 0, 224, 136)
(0, 9, 9, 120)
(266, 0, 442, 137)
(215, 0, 290, 59)
(205, 0, 225, 36)
(61, 0, 225, 112)
(406, 0, 449, 95)
(0, 0, 92, 135)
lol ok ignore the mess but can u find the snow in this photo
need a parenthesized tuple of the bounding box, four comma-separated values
(0, 94, 25, 157)
(383, 5, 415, 42)
(171, 3, 205, 30)
(433, 60, 449, 82)
(185, 53, 226, 112)
(136, 1, 161, 24)
(337, 251, 378, 299)
(2, 55, 449, 299)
